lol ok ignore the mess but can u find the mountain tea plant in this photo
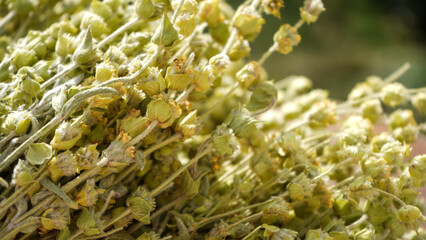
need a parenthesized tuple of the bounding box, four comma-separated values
(0, 0, 426, 239)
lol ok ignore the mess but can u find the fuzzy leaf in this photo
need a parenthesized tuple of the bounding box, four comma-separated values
(182, 170, 199, 198)
(40, 178, 78, 209)
(76, 208, 96, 230)
(26, 143, 52, 165)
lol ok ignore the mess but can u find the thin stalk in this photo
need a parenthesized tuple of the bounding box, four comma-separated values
(283, 119, 309, 133)
(0, 218, 40, 240)
(14, 157, 109, 224)
(313, 157, 354, 181)
(104, 208, 131, 229)
(0, 10, 16, 33)
(408, 87, 426, 94)
(0, 169, 48, 214)
(347, 214, 368, 230)
(242, 225, 262, 240)
(126, 121, 158, 147)
(0, 115, 61, 172)
(298, 208, 333, 237)
(294, 19, 305, 29)
(258, 43, 277, 66)
(81, 227, 123, 240)
(176, 85, 195, 104)
(372, 188, 406, 206)
(98, 190, 115, 217)
(171, 0, 186, 23)
(384, 62, 410, 84)
(228, 212, 262, 229)
(192, 199, 274, 230)
(221, 28, 238, 55)
(0, 131, 15, 150)
(40, 62, 78, 90)
(98, 18, 139, 48)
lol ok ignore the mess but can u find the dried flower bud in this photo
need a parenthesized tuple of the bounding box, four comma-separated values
(213, 125, 233, 155)
(80, 12, 110, 37)
(361, 99, 382, 123)
(152, 14, 179, 46)
(49, 151, 78, 182)
(147, 98, 181, 128)
(55, 30, 74, 58)
(76, 144, 100, 171)
(236, 61, 262, 89)
(126, 187, 156, 224)
(73, 28, 96, 66)
(210, 22, 231, 44)
(33, 60, 52, 80)
(380, 83, 407, 107)
(300, 0, 325, 24)
(41, 206, 70, 230)
(411, 92, 426, 115)
(409, 154, 426, 183)
(90, 0, 112, 19)
(265, 228, 298, 240)
(397, 205, 421, 223)
(381, 141, 410, 164)
(176, 13, 196, 37)
(193, 68, 212, 92)
(233, 7, 265, 41)
(75, 179, 104, 207)
(393, 125, 418, 143)
(273, 24, 301, 55)
(2, 111, 32, 135)
(366, 75, 384, 92)
(228, 37, 251, 61)
(209, 53, 230, 75)
(165, 66, 194, 91)
(18, 71, 41, 99)
(348, 83, 373, 104)
(246, 82, 278, 112)
(135, 0, 155, 20)
(199, 0, 221, 27)
(225, 109, 258, 138)
(12, 159, 35, 186)
(263, 0, 284, 19)
(51, 121, 83, 150)
(136, 67, 165, 95)
(95, 62, 117, 82)
(12, 49, 38, 68)
(176, 110, 197, 138)
(361, 157, 390, 179)
(104, 45, 128, 64)
(389, 109, 416, 130)
(308, 100, 337, 128)
(339, 127, 368, 146)
(370, 133, 395, 152)
(262, 198, 291, 224)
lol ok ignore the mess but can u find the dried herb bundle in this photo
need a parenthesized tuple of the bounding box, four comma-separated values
(0, 0, 426, 239)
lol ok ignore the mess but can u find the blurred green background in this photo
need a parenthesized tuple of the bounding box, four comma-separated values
(232, 0, 426, 100)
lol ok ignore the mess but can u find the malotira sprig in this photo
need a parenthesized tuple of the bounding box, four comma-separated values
(0, 0, 425, 239)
